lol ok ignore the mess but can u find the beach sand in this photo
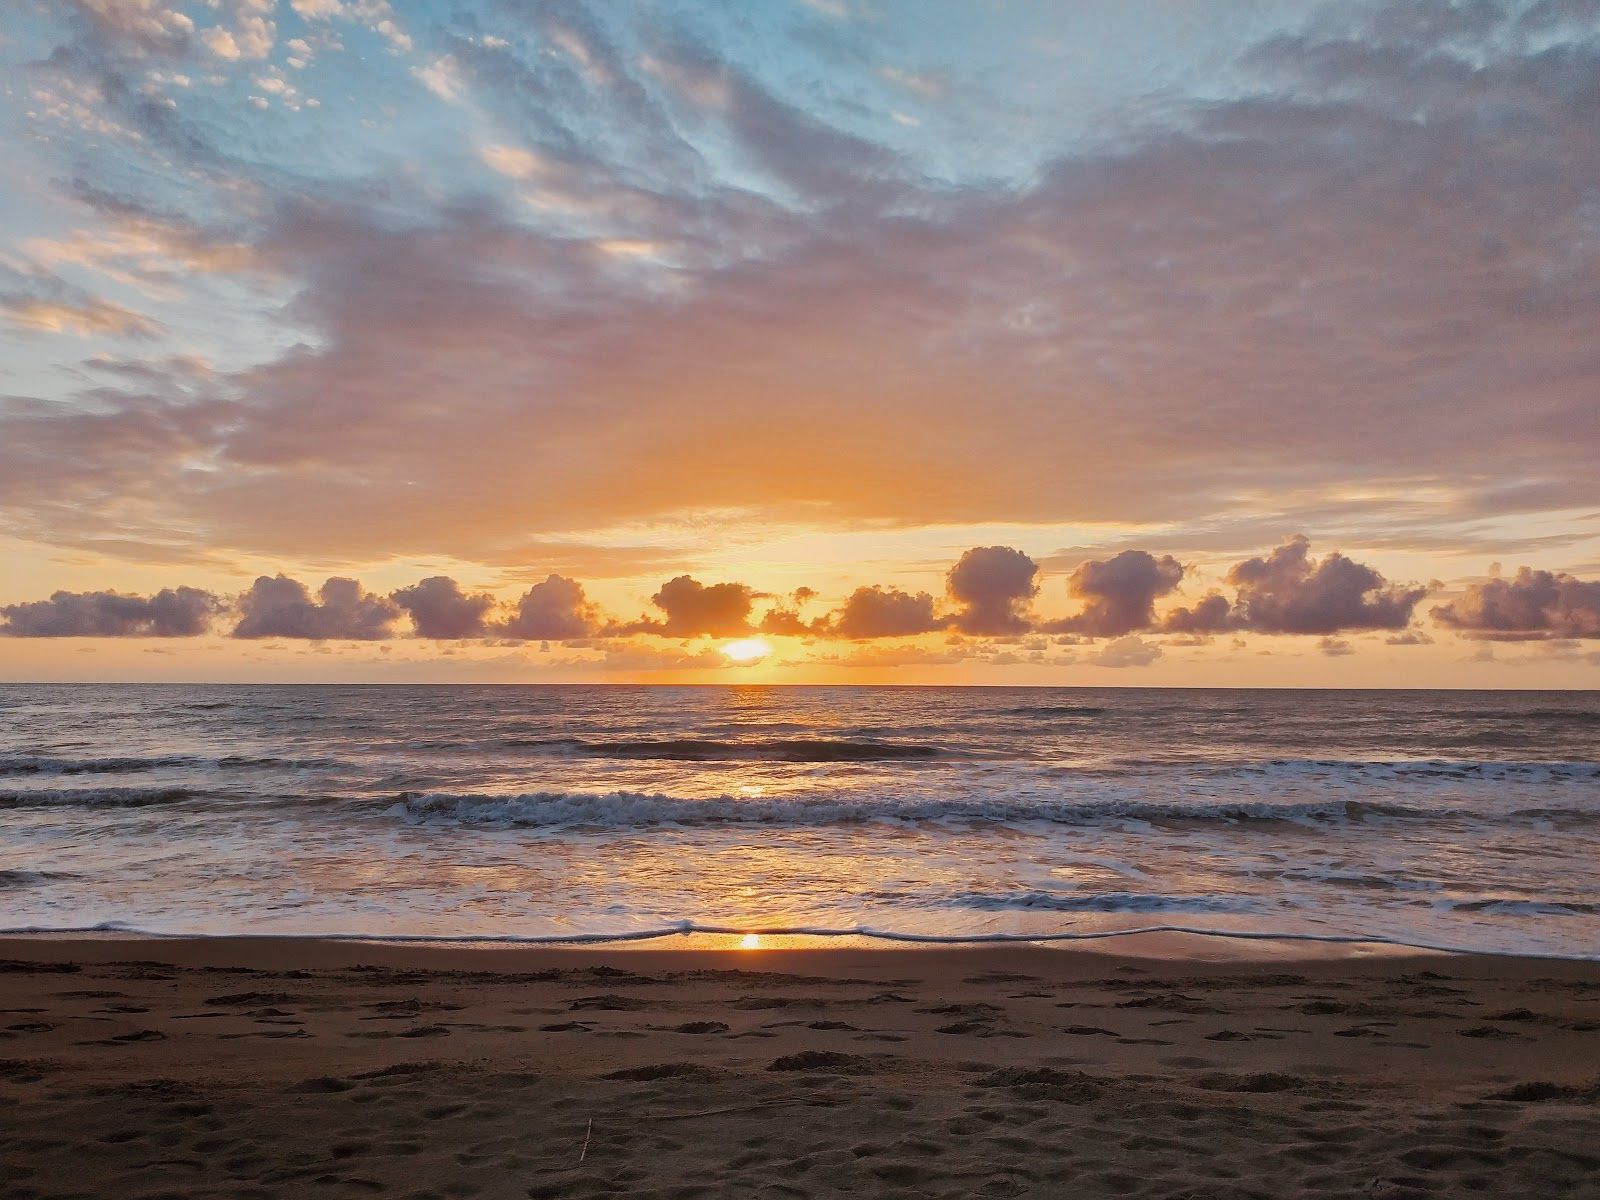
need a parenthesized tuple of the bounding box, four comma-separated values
(2, 935, 1598, 1199)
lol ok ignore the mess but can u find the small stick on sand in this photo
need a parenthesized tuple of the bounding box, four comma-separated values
(578, 1118, 593, 1164)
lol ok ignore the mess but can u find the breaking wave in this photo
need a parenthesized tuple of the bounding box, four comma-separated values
(0, 786, 205, 808)
(0, 753, 339, 776)
(949, 891, 1262, 914)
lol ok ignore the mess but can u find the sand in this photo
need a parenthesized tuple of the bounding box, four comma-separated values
(2, 935, 1598, 1199)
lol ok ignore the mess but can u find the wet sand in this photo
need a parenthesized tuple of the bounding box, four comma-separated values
(2, 935, 1598, 1199)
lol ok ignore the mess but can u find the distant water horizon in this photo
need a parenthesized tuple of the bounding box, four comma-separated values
(3, 684, 1597, 958)
(7, 681, 1600, 696)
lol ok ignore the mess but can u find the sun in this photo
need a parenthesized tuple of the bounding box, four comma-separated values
(721, 637, 771, 664)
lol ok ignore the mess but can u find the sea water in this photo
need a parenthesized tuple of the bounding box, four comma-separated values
(1, 684, 1596, 957)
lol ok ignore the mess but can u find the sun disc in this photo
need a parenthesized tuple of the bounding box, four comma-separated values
(721, 637, 770, 664)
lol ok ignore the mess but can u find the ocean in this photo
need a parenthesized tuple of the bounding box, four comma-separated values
(1, 684, 1596, 957)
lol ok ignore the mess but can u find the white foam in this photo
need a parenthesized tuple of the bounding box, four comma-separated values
(3, 918, 1595, 961)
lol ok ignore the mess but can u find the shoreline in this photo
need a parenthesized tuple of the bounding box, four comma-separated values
(2, 928, 1593, 976)
(0, 925, 1591, 965)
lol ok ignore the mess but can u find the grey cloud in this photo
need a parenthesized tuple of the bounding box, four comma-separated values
(231, 576, 401, 640)
(1160, 592, 1236, 635)
(758, 607, 813, 636)
(1432, 567, 1600, 640)
(626, 575, 754, 638)
(392, 576, 497, 639)
(499, 574, 599, 640)
(1222, 536, 1426, 634)
(1053, 550, 1184, 637)
(825, 585, 941, 640)
(1385, 629, 1432, 646)
(0, 586, 219, 636)
(757, 589, 821, 635)
(1088, 635, 1162, 668)
(947, 546, 1039, 635)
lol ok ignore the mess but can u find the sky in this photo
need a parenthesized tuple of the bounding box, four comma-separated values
(1, 0, 1598, 685)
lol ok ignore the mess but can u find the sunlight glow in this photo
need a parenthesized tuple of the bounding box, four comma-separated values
(740, 933, 762, 950)
(721, 638, 771, 664)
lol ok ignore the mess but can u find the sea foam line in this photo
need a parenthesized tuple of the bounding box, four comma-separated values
(3, 919, 1595, 961)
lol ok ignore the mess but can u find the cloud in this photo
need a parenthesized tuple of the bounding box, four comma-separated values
(1318, 636, 1355, 657)
(758, 607, 813, 636)
(824, 585, 941, 639)
(1160, 592, 1235, 635)
(498, 574, 599, 640)
(1385, 629, 1432, 646)
(231, 576, 400, 640)
(65, 0, 195, 55)
(616, 576, 751, 638)
(1088, 635, 1162, 668)
(1432, 567, 1600, 640)
(391, 576, 496, 639)
(5, 299, 159, 338)
(1, 1, 1598, 603)
(947, 546, 1039, 635)
(0, 586, 219, 636)
(1052, 550, 1184, 637)
(1220, 536, 1427, 634)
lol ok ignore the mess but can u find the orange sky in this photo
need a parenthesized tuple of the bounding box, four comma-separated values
(2, 1, 1597, 685)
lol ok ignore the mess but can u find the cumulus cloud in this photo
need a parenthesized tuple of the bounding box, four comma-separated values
(231, 576, 400, 640)
(1221, 536, 1426, 635)
(1159, 592, 1235, 635)
(1052, 550, 1184, 637)
(498, 574, 598, 640)
(391, 576, 496, 639)
(947, 546, 1038, 635)
(1432, 567, 1600, 640)
(66, 0, 195, 55)
(825, 585, 941, 639)
(623, 576, 755, 638)
(0, 587, 219, 636)
(758, 607, 813, 636)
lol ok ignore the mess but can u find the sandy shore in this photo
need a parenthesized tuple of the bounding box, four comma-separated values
(2, 936, 1598, 1199)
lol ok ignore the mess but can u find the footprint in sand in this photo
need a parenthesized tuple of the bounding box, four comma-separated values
(671, 1021, 729, 1034)
(767, 1050, 872, 1073)
(603, 1062, 708, 1081)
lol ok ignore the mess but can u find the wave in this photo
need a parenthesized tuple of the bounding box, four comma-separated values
(1438, 898, 1600, 917)
(1505, 708, 1600, 724)
(489, 737, 952, 762)
(1105, 757, 1600, 783)
(0, 753, 339, 777)
(394, 788, 1568, 830)
(0, 869, 77, 890)
(0, 786, 204, 809)
(949, 891, 1261, 914)
(1001, 705, 1108, 718)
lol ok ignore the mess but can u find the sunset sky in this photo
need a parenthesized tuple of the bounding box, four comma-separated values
(2, 0, 1597, 684)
